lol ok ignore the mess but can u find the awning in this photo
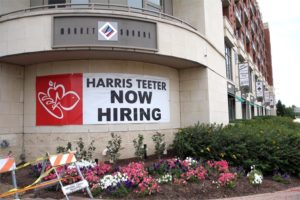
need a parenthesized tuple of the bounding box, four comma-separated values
(235, 96, 246, 102)
(248, 102, 255, 106)
(255, 104, 262, 108)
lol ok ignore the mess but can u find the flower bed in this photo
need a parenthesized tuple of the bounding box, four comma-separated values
(31, 158, 239, 198)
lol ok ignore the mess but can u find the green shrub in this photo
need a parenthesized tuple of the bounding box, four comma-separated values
(152, 132, 166, 159)
(56, 138, 96, 162)
(173, 117, 300, 177)
(133, 134, 146, 160)
(106, 133, 123, 164)
(272, 174, 291, 184)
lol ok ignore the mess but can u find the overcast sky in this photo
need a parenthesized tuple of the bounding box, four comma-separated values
(257, 0, 300, 107)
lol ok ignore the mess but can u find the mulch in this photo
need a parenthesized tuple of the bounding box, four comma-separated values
(1, 155, 300, 199)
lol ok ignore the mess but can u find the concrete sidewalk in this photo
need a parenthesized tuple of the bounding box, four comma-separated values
(215, 187, 300, 200)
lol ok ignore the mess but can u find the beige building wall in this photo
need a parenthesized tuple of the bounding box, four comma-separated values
(23, 60, 180, 160)
(0, 0, 30, 15)
(0, 63, 24, 160)
(179, 67, 210, 125)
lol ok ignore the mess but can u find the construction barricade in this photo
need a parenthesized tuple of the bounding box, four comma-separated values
(0, 157, 19, 199)
(0, 152, 94, 199)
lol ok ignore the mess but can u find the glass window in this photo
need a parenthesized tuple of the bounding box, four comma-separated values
(225, 44, 233, 80)
(48, 0, 66, 8)
(48, 0, 66, 4)
(148, 0, 161, 6)
(251, 105, 255, 118)
(128, 0, 143, 8)
(71, 0, 89, 4)
(242, 102, 247, 119)
(228, 95, 236, 122)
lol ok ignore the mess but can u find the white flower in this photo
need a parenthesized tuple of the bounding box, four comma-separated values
(185, 157, 197, 166)
(100, 173, 129, 190)
(68, 159, 95, 169)
(156, 174, 172, 184)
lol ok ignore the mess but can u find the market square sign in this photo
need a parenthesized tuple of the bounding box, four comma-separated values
(36, 73, 170, 125)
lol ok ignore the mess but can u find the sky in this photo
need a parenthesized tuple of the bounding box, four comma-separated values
(257, 0, 300, 107)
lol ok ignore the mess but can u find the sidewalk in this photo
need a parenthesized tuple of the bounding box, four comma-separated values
(215, 187, 300, 200)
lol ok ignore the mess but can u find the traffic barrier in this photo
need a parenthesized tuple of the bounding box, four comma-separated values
(38, 152, 93, 200)
(0, 152, 94, 199)
(0, 157, 19, 199)
(49, 152, 76, 167)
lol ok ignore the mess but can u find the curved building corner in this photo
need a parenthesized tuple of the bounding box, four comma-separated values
(0, 0, 275, 162)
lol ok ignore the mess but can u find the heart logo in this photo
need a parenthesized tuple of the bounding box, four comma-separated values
(38, 81, 80, 119)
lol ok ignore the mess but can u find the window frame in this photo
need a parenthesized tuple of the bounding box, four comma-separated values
(225, 44, 233, 81)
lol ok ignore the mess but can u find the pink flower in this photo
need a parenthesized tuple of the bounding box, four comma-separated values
(218, 172, 236, 186)
(215, 160, 229, 172)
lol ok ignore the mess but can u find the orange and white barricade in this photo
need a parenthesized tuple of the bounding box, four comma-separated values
(0, 157, 19, 199)
(38, 152, 93, 200)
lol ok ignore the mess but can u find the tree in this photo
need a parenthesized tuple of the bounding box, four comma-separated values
(276, 100, 285, 116)
(276, 100, 295, 119)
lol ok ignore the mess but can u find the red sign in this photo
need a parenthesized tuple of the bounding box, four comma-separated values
(36, 74, 83, 125)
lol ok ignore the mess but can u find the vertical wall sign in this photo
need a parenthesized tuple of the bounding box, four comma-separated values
(256, 81, 263, 97)
(264, 90, 270, 103)
(239, 63, 250, 87)
(269, 95, 274, 106)
(36, 73, 170, 126)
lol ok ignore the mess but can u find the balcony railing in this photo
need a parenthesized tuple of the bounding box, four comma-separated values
(244, 6, 249, 21)
(0, 3, 196, 31)
(251, 22, 256, 32)
(249, 3, 255, 15)
(252, 42, 256, 52)
(245, 29, 250, 42)
(235, 6, 242, 27)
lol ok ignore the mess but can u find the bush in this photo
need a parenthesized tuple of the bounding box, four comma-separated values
(106, 133, 123, 164)
(133, 134, 146, 160)
(152, 132, 166, 159)
(173, 117, 300, 177)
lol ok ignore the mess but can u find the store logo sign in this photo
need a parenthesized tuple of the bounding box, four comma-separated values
(98, 22, 118, 41)
(36, 74, 83, 125)
(36, 73, 170, 126)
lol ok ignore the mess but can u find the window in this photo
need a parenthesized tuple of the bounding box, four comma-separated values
(251, 105, 255, 118)
(225, 44, 233, 80)
(242, 102, 247, 119)
(48, 0, 66, 8)
(48, 0, 66, 4)
(128, 0, 143, 8)
(148, 0, 161, 5)
(228, 95, 236, 122)
(71, 0, 89, 4)
(145, 0, 162, 12)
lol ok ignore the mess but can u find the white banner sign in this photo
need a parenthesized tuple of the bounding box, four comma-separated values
(83, 73, 170, 124)
(256, 81, 263, 97)
(270, 95, 274, 106)
(264, 90, 270, 102)
(239, 63, 249, 87)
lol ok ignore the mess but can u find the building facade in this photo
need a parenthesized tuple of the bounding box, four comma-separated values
(222, 0, 275, 121)
(0, 0, 274, 162)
